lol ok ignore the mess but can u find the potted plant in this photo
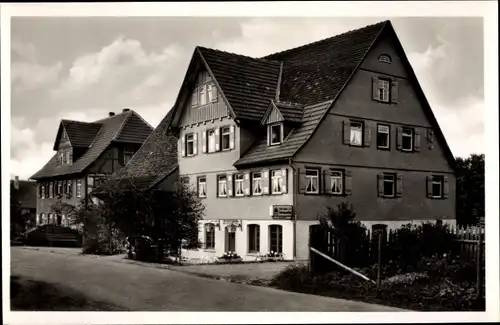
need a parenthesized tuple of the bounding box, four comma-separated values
(265, 251, 284, 261)
(218, 251, 242, 263)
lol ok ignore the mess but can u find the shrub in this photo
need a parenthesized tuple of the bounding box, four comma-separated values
(218, 251, 241, 261)
(383, 272, 429, 286)
(270, 264, 311, 290)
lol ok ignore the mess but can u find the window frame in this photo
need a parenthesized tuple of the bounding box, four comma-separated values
(76, 180, 82, 198)
(252, 172, 263, 196)
(185, 133, 195, 156)
(269, 225, 283, 254)
(199, 85, 207, 106)
(269, 123, 283, 146)
(247, 224, 260, 253)
(270, 169, 283, 195)
(197, 176, 207, 198)
(378, 54, 392, 64)
(377, 124, 391, 150)
(124, 148, 134, 165)
(204, 223, 215, 250)
(234, 174, 245, 197)
(349, 121, 364, 147)
(49, 182, 54, 198)
(221, 126, 231, 151)
(382, 173, 396, 198)
(377, 78, 391, 102)
(330, 170, 344, 195)
(401, 127, 414, 152)
(431, 176, 444, 199)
(305, 168, 320, 194)
(217, 174, 228, 198)
(207, 129, 217, 153)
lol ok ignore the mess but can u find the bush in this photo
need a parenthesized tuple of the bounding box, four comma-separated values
(270, 264, 311, 290)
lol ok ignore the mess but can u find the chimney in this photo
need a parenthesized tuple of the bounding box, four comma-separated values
(14, 176, 19, 190)
(122, 108, 130, 113)
(109, 112, 115, 117)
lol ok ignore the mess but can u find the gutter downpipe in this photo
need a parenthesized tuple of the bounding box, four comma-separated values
(289, 158, 297, 260)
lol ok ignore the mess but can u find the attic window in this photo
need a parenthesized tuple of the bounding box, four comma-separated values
(269, 123, 283, 146)
(378, 54, 392, 64)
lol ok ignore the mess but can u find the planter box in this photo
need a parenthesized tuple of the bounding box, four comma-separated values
(217, 257, 243, 264)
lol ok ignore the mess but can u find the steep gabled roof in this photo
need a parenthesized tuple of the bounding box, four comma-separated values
(54, 120, 102, 150)
(92, 108, 179, 193)
(31, 110, 153, 180)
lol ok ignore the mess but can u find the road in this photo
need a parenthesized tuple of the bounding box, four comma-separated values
(11, 247, 403, 311)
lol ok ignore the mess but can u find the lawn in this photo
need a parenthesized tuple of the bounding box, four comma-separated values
(10, 276, 126, 311)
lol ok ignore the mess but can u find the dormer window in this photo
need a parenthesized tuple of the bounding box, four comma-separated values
(378, 54, 392, 63)
(269, 123, 283, 146)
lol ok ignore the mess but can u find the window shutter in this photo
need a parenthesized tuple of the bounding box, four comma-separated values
(363, 122, 372, 147)
(344, 170, 353, 195)
(396, 127, 403, 150)
(298, 169, 307, 194)
(215, 128, 220, 151)
(343, 120, 350, 145)
(262, 170, 269, 194)
(372, 76, 379, 100)
(191, 88, 198, 106)
(227, 174, 233, 197)
(414, 129, 421, 152)
(212, 84, 218, 102)
(426, 176, 433, 198)
(62, 180, 67, 194)
(180, 136, 186, 157)
(322, 169, 330, 194)
(202, 131, 207, 153)
(427, 129, 435, 149)
(229, 125, 235, 149)
(244, 173, 251, 196)
(267, 125, 271, 146)
(281, 168, 288, 194)
(443, 176, 449, 198)
(396, 174, 403, 197)
(391, 81, 399, 103)
(377, 174, 384, 197)
(193, 133, 198, 155)
(68, 180, 72, 196)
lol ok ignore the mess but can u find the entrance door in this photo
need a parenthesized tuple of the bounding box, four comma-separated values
(57, 214, 62, 226)
(225, 227, 236, 252)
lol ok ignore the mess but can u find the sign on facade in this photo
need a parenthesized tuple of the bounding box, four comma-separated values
(271, 205, 293, 220)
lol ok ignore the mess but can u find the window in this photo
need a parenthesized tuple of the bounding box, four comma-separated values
(221, 126, 231, 151)
(49, 182, 54, 198)
(186, 133, 195, 156)
(205, 223, 215, 250)
(207, 85, 213, 103)
(248, 225, 260, 253)
(378, 54, 392, 63)
(207, 129, 216, 153)
(59, 152, 65, 165)
(124, 149, 134, 165)
(66, 180, 72, 196)
(252, 172, 263, 195)
(199, 85, 207, 105)
(432, 176, 443, 198)
(350, 122, 363, 146)
(330, 170, 343, 194)
(377, 79, 390, 102)
(305, 169, 319, 194)
(197, 177, 207, 198)
(270, 123, 283, 145)
(271, 170, 283, 194)
(377, 125, 390, 149)
(218, 175, 227, 197)
(383, 174, 395, 197)
(402, 128, 413, 151)
(41, 184, 45, 199)
(269, 225, 283, 253)
(76, 180, 82, 198)
(57, 181, 62, 195)
(235, 174, 244, 196)
(66, 151, 72, 164)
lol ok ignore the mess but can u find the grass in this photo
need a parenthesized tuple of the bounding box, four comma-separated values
(10, 276, 126, 311)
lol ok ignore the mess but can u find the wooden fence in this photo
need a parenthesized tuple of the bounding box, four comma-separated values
(449, 225, 485, 258)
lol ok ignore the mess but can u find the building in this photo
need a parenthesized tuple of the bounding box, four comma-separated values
(30, 109, 154, 226)
(96, 20, 457, 261)
(11, 176, 37, 232)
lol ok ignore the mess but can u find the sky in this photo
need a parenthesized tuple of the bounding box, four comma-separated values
(10, 17, 484, 180)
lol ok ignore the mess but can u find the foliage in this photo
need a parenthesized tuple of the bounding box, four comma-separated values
(265, 251, 283, 258)
(455, 153, 484, 226)
(10, 183, 33, 237)
(218, 251, 241, 260)
(93, 179, 204, 261)
(269, 264, 311, 291)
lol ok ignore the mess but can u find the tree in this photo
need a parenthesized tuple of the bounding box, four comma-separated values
(455, 153, 485, 226)
(10, 183, 29, 237)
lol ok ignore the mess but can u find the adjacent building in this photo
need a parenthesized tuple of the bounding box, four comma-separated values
(95, 20, 457, 261)
(30, 109, 153, 226)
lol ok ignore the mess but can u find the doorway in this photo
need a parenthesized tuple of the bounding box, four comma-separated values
(225, 227, 236, 252)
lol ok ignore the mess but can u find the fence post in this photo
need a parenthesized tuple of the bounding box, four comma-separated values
(377, 231, 382, 288)
(476, 226, 483, 299)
